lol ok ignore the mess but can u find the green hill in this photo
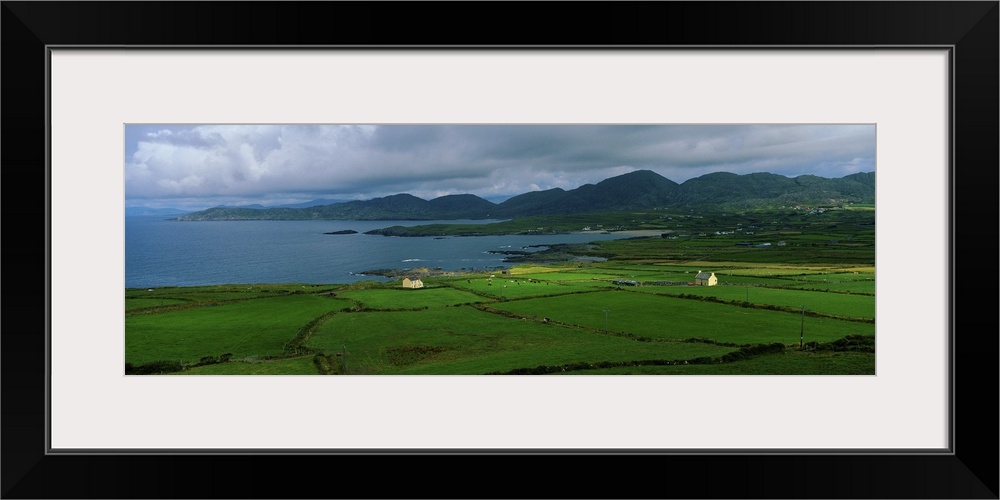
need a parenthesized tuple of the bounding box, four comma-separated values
(174, 170, 875, 221)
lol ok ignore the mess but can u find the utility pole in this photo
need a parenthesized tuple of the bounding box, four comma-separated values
(603, 307, 609, 334)
(799, 306, 805, 349)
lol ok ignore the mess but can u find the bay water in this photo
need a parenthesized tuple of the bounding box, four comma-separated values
(125, 216, 631, 288)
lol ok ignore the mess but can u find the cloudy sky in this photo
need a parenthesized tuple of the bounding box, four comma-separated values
(125, 124, 875, 210)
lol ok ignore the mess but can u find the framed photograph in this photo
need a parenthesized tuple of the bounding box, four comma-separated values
(4, 2, 996, 498)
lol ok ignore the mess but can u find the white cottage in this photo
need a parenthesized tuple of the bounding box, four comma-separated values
(694, 271, 717, 286)
(401, 277, 424, 289)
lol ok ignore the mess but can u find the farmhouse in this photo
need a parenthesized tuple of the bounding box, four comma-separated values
(694, 271, 718, 286)
(401, 277, 424, 289)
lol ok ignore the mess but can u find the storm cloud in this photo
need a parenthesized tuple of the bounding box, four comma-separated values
(125, 124, 875, 209)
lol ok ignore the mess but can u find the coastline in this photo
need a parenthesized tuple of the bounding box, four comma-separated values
(575, 229, 664, 237)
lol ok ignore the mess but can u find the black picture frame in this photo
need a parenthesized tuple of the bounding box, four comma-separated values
(3, 2, 997, 498)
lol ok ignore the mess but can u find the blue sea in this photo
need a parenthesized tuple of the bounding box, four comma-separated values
(125, 216, 632, 288)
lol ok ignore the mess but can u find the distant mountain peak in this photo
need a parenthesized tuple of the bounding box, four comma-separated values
(175, 170, 875, 221)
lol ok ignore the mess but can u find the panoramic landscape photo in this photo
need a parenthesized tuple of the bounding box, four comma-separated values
(125, 124, 876, 375)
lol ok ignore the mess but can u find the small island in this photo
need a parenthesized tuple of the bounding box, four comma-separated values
(322, 230, 358, 235)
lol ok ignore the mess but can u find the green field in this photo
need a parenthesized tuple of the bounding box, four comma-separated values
(489, 291, 873, 344)
(303, 307, 737, 375)
(178, 356, 320, 375)
(125, 209, 876, 375)
(126, 294, 351, 365)
(635, 285, 874, 320)
(337, 286, 487, 310)
(125, 273, 874, 375)
(553, 350, 876, 375)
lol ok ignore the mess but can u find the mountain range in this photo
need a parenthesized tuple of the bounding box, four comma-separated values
(173, 170, 875, 221)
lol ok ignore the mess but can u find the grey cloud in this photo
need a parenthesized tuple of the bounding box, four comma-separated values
(125, 124, 875, 208)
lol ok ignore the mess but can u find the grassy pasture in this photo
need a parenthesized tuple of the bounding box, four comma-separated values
(304, 306, 737, 375)
(505, 265, 568, 275)
(507, 270, 621, 282)
(126, 209, 876, 375)
(607, 265, 717, 278)
(556, 349, 875, 375)
(637, 285, 875, 320)
(708, 275, 819, 286)
(126, 267, 874, 374)
(126, 283, 341, 303)
(125, 294, 351, 365)
(507, 267, 702, 286)
(490, 291, 874, 344)
(444, 277, 604, 300)
(795, 272, 875, 281)
(717, 267, 835, 277)
(593, 235, 875, 265)
(338, 286, 487, 310)
(785, 281, 875, 294)
(125, 298, 189, 311)
(178, 355, 319, 375)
